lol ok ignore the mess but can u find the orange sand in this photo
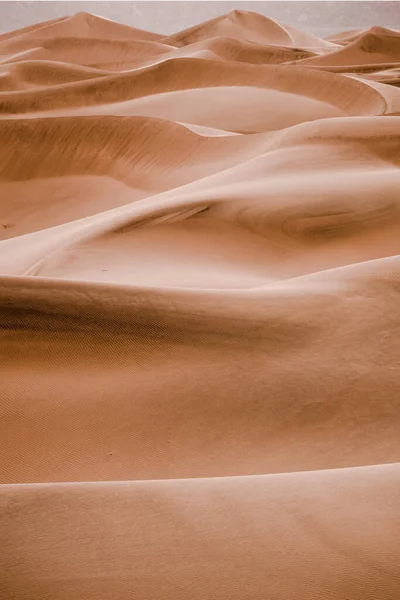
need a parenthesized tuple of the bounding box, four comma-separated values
(0, 9, 399, 600)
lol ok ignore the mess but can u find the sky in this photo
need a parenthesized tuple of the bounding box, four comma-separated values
(0, 1, 399, 37)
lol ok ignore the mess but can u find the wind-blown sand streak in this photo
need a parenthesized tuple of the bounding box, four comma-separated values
(0, 9, 399, 600)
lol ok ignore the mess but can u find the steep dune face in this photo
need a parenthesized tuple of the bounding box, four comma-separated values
(0, 9, 399, 600)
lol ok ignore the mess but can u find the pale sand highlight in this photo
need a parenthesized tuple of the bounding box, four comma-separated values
(0, 8, 399, 600)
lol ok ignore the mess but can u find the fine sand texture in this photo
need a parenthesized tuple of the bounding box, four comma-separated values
(0, 9, 399, 600)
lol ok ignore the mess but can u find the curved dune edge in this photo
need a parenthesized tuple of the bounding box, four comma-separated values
(0, 8, 399, 600)
(0, 57, 387, 117)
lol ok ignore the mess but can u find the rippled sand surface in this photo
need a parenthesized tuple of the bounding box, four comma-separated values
(1, 9, 400, 599)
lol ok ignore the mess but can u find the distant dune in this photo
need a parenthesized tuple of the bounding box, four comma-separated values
(0, 9, 399, 600)
(295, 29, 400, 66)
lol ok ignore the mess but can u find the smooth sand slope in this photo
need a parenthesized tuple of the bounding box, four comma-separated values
(0, 9, 399, 600)
(1, 464, 400, 600)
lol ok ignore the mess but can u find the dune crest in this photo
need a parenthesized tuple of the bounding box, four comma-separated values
(160, 9, 293, 47)
(0, 9, 399, 600)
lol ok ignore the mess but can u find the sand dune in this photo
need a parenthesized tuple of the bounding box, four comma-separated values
(0, 9, 399, 600)
(1, 463, 399, 600)
(170, 36, 317, 65)
(0, 58, 387, 119)
(360, 67, 400, 87)
(0, 37, 174, 68)
(42, 86, 344, 133)
(330, 25, 400, 45)
(0, 114, 277, 237)
(0, 59, 112, 89)
(4, 11, 162, 44)
(161, 9, 294, 47)
(161, 9, 337, 50)
(325, 27, 364, 44)
(295, 30, 400, 67)
(1, 250, 400, 483)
